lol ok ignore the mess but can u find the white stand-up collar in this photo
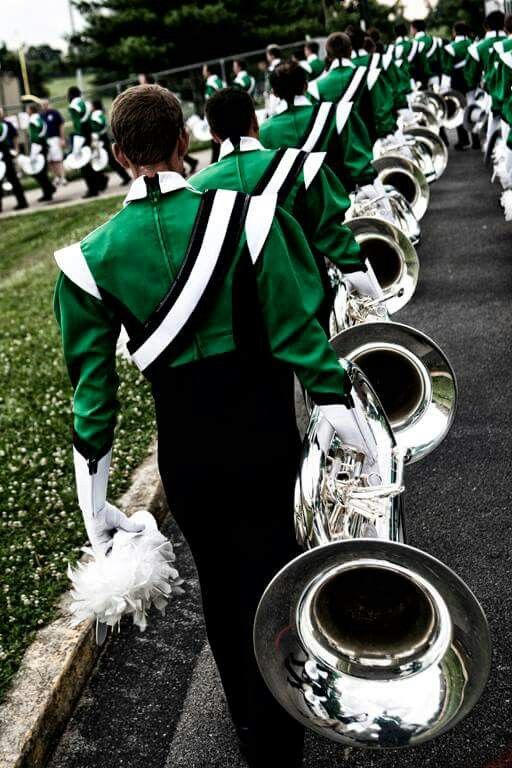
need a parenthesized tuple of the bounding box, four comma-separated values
(307, 53, 318, 62)
(485, 30, 505, 39)
(124, 171, 193, 203)
(294, 95, 312, 107)
(414, 31, 424, 39)
(395, 35, 405, 43)
(219, 136, 264, 160)
(454, 35, 467, 42)
(329, 57, 354, 71)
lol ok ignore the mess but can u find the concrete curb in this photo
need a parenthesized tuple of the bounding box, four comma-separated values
(0, 446, 167, 768)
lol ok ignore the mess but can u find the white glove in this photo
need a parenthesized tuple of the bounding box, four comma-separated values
(72, 134, 86, 156)
(83, 501, 145, 555)
(320, 402, 379, 476)
(30, 142, 42, 159)
(344, 262, 384, 301)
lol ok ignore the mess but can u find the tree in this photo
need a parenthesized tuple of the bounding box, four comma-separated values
(72, 0, 340, 82)
(426, 0, 485, 38)
(0, 43, 49, 97)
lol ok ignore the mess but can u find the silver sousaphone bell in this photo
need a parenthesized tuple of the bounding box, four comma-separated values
(254, 348, 490, 748)
(403, 126, 448, 181)
(412, 90, 447, 125)
(64, 135, 92, 171)
(90, 134, 109, 172)
(17, 144, 46, 176)
(373, 155, 430, 220)
(441, 89, 467, 130)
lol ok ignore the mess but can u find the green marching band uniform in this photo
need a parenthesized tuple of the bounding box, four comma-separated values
(54, 166, 365, 765)
(234, 69, 256, 95)
(68, 93, 107, 196)
(465, 30, 507, 92)
(190, 135, 364, 328)
(308, 56, 397, 142)
(204, 74, 226, 99)
(259, 93, 375, 190)
(0, 119, 28, 211)
(410, 31, 444, 87)
(68, 95, 92, 137)
(28, 112, 55, 200)
(299, 52, 324, 79)
(443, 33, 472, 92)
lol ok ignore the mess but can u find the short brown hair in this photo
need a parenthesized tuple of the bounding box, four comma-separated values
(326, 32, 352, 61)
(110, 84, 184, 166)
(270, 61, 307, 103)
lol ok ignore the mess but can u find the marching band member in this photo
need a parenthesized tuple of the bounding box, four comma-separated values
(0, 111, 28, 212)
(202, 64, 226, 161)
(232, 59, 256, 96)
(265, 43, 282, 73)
(308, 32, 397, 142)
(443, 21, 473, 150)
(26, 103, 56, 203)
(54, 83, 380, 768)
(260, 60, 376, 192)
(90, 99, 131, 185)
(465, 11, 505, 150)
(67, 86, 108, 198)
(299, 40, 324, 79)
(409, 19, 444, 89)
(190, 86, 380, 330)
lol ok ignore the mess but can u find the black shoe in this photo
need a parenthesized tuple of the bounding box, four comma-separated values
(14, 201, 29, 210)
(82, 190, 99, 199)
(38, 194, 54, 202)
(454, 142, 470, 151)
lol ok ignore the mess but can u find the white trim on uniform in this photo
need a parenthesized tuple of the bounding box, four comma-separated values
(335, 100, 353, 135)
(245, 193, 278, 264)
(301, 101, 333, 152)
(342, 66, 367, 102)
(124, 171, 194, 203)
(219, 135, 266, 159)
(302, 152, 326, 190)
(54, 243, 102, 301)
(131, 190, 239, 371)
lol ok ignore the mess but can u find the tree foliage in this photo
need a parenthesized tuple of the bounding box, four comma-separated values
(0, 43, 49, 97)
(426, 0, 485, 38)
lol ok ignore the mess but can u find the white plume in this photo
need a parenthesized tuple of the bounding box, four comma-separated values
(500, 189, 512, 221)
(68, 510, 184, 633)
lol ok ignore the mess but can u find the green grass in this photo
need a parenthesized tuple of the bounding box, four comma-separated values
(0, 198, 157, 700)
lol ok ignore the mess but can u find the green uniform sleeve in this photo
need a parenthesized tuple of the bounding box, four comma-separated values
(68, 105, 82, 135)
(295, 165, 363, 273)
(54, 272, 121, 458)
(331, 111, 375, 190)
(255, 209, 350, 402)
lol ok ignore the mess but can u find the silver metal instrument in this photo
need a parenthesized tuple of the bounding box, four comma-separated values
(441, 89, 467, 130)
(373, 155, 430, 220)
(403, 126, 449, 181)
(254, 352, 490, 748)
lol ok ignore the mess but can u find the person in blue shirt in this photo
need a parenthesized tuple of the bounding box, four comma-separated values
(41, 99, 66, 186)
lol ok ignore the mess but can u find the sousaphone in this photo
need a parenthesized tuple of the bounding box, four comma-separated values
(372, 154, 430, 220)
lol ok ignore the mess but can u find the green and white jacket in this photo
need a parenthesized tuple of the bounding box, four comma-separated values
(190, 136, 363, 303)
(204, 74, 226, 100)
(54, 172, 350, 518)
(90, 109, 108, 136)
(300, 54, 325, 79)
(259, 94, 375, 190)
(233, 70, 256, 95)
(28, 113, 47, 148)
(465, 31, 507, 91)
(308, 57, 395, 141)
(68, 96, 92, 136)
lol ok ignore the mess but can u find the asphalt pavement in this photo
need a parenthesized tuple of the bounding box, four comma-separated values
(47, 145, 512, 768)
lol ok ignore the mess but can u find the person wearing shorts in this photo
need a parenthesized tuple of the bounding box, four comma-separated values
(41, 99, 67, 185)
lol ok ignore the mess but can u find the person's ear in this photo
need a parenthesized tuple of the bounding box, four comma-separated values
(177, 128, 190, 157)
(113, 143, 130, 170)
(210, 130, 223, 145)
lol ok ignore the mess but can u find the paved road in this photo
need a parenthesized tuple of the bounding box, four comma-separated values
(48, 147, 512, 768)
(0, 150, 209, 219)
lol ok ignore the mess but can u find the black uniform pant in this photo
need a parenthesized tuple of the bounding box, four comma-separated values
(34, 150, 55, 200)
(77, 129, 107, 194)
(153, 351, 305, 767)
(0, 151, 27, 211)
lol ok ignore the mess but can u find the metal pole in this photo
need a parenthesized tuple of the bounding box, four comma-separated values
(220, 58, 227, 84)
(68, 0, 84, 91)
(18, 46, 31, 95)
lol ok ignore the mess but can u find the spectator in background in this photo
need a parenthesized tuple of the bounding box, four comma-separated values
(0, 107, 20, 152)
(300, 40, 324, 79)
(266, 44, 282, 72)
(41, 99, 66, 186)
(0, 109, 28, 211)
(138, 73, 156, 85)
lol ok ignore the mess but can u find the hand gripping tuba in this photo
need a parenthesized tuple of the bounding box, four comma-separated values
(254, 354, 490, 748)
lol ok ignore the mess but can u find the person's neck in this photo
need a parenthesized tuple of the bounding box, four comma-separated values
(132, 160, 181, 179)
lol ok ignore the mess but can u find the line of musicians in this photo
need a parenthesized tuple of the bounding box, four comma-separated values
(54, 16, 494, 767)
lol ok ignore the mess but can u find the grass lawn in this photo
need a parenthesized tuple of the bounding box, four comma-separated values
(0, 198, 157, 701)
